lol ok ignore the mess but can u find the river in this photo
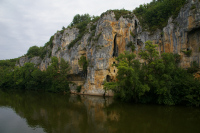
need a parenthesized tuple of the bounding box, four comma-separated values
(0, 90, 200, 133)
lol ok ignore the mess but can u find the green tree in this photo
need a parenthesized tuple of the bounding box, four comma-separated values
(104, 51, 150, 102)
(139, 41, 175, 105)
(27, 46, 40, 58)
(78, 56, 88, 77)
(57, 58, 71, 92)
(104, 40, 200, 106)
(133, 0, 187, 31)
(45, 57, 70, 92)
(31, 69, 45, 90)
(72, 14, 91, 26)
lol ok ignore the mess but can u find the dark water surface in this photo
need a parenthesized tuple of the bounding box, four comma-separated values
(0, 90, 200, 133)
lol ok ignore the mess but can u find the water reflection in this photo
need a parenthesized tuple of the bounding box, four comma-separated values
(0, 90, 200, 133)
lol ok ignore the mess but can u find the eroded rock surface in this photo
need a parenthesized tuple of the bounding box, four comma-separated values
(17, 0, 200, 96)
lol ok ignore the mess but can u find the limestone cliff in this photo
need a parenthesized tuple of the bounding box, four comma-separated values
(17, 0, 200, 96)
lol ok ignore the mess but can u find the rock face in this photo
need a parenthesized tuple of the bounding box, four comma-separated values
(18, 0, 200, 96)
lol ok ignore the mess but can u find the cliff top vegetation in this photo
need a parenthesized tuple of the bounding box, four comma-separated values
(133, 0, 187, 31)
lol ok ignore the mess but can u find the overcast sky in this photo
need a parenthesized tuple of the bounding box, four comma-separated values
(0, 0, 152, 60)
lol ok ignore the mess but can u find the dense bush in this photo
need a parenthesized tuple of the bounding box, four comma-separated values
(104, 41, 200, 106)
(45, 35, 54, 48)
(26, 46, 47, 59)
(26, 34, 55, 59)
(71, 14, 91, 26)
(133, 0, 187, 31)
(0, 57, 71, 93)
(0, 58, 19, 69)
(27, 46, 41, 58)
(187, 61, 199, 74)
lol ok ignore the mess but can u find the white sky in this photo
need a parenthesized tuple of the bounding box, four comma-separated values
(0, 0, 152, 60)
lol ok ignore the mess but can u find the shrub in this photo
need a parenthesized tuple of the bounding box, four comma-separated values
(76, 85, 82, 92)
(45, 35, 54, 48)
(182, 50, 192, 57)
(127, 41, 135, 52)
(27, 46, 40, 58)
(133, 0, 187, 31)
(88, 31, 95, 42)
(67, 14, 100, 49)
(90, 24, 97, 31)
(100, 9, 132, 20)
(130, 31, 136, 38)
(187, 61, 199, 73)
(190, 5, 196, 10)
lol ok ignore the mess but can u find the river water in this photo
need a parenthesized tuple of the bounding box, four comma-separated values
(0, 90, 200, 133)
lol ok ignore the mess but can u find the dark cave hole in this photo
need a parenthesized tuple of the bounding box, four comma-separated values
(106, 75, 111, 82)
(113, 34, 118, 57)
(135, 20, 138, 29)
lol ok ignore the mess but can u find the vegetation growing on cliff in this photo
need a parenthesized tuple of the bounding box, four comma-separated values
(0, 58, 19, 69)
(104, 41, 200, 106)
(100, 9, 132, 20)
(68, 14, 100, 49)
(133, 0, 187, 31)
(0, 57, 71, 93)
(78, 55, 88, 77)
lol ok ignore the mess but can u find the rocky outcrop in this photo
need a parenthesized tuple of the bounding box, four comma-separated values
(18, 56, 42, 68)
(17, 0, 200, 96)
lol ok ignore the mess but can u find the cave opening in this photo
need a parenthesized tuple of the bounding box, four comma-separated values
(113, 34, 118, 57)
(106, 75, 111, 82)
(135, 20, 138, 29)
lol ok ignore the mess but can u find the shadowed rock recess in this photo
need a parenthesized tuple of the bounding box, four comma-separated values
(17, 0, 200, 96)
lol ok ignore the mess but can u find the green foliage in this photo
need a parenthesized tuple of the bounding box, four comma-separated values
(68, 9, 130, 49)
(25, 35, 55, 60)
(68, 14, 100, 49)
(56, 47, 61, 53)
(93, 32, 102, 42)
(26, 46, 47, 59)
(190, 5, 196, 10)
(45, 35, 54, 48)
(78, 56, 88, 76)
(182, 50, 192, 57)
(187, 61, 199, 74)
(68, 24, 88, 49)
(133, 0, 187, 31)
(130, 31, 136, 38)
(105, 41, 200, 106)
(76, 85, 82, 92)
(59, 26, 65, 34)
(104, 51, 150, 102)
(90, 24, 97, 31)
(88, 31, 95, 42)
(101, 9, 132, 20)
(0, 58, 19, 69)
(71, 14, 91, 26)
(139, 41, 159, 63)
(127, 41, 135, 52)
(27, 46, 40, 58)
(91, 16, 100, 23)
(0, 57, 71, 93)
(39, 47, 47, 59)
